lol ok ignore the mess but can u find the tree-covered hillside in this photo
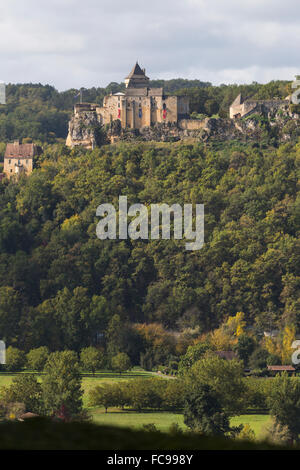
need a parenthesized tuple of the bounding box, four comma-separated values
(0, 140, 299, 353)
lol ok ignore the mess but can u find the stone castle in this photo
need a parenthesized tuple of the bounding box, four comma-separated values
(66, 63, 190, 148)
(64, 64, 299, 148)
(1, 68, 298, 182)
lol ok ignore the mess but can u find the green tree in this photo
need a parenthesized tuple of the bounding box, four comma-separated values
(5, 347, 25, 372)
(80, 347, 103, 375)
(0, 287, 22, 343)
(42, 351, 83, 420)
(178, 342, 209, 375)
(267, 372, 300, 443)
(88, 384, 120, 413)
(126, 379, 165, 411)
(185, 353, 246, 415)
(234, 335, 255, 366)
(26, 346, 49, 371)
(249, 348, 269, 370)
(111, 352, 131, 375)
(3, 374, 43, 414)
(106, 314, 124, 357)
(183, 383, 231, 436)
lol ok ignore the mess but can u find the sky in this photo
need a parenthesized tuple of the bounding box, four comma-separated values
(0, 0, 300, 90)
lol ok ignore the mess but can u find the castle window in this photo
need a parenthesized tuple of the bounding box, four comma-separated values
(9, 159, 11, 164)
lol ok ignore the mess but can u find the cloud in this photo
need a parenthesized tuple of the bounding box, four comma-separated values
(0, 0, 299, 89)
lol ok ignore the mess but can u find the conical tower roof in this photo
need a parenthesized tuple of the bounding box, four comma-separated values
(125, 62, 147, 79)
(231, 93, 243, 106)
(125, 62, 149, 88)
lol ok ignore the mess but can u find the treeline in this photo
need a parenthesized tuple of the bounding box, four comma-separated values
(176, 80, 291, 118)
(0, 79, 293, 143)
(2, 345, 132, 376)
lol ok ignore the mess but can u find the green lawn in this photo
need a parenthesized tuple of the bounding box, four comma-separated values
(90, 407, 270, 438)
(0, 375, 14, 388)
(92, 409, 185, 432)
(231, 414, 271, 439)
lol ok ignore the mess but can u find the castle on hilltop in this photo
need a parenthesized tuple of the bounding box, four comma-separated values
(66, 65, 299, 148)
(98, 62, 189, 127)
(66, 62, 190, 148)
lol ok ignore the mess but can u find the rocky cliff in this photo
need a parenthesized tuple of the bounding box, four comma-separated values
(66, 109, 104, 149)
(66, 106, 300, 148)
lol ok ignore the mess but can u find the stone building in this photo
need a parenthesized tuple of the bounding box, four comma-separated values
(66, 62, 189, 148)
(3, 141, 42, 179)
(230, 93, 290, 119)
(96, 62, 189, 128)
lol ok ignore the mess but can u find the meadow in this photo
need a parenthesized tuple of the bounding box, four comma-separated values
(0, 370, 270, 439)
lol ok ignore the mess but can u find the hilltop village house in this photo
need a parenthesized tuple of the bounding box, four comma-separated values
(3, 141, 42, 179)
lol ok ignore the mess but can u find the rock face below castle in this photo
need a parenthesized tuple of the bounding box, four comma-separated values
(66, 103, 102, 149)
(66, 106, 300, 147)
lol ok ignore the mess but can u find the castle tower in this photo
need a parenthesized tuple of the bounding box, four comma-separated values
(125, 62, 150, 89)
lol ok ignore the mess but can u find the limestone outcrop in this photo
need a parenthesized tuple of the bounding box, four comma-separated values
(66, 108, 103, 149)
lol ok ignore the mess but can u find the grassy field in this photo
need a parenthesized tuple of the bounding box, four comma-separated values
(0, 371, 271, 439)
(0, 375, 14, 388)
(90, 409, 270, 438)
(92, 409, 185, 432)
(231, 414, 270, 438)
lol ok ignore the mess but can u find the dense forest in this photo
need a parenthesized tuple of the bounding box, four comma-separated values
(0, 78, 299, 370)
(0, 139, 299, 357)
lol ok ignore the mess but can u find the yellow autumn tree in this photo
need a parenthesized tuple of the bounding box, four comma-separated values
(209, 328, 235, 350)
(225, 312, 246, 337)
(264, 335, 280, 357)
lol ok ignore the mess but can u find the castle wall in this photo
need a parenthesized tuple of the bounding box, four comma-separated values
(230, 98, 290, 119)
(178, 96, 190, 116)
(95, 92, 182, 129)
(178, 119, 206, 130)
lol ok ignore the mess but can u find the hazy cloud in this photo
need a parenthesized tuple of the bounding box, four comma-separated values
(0, 0, 299, 89)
